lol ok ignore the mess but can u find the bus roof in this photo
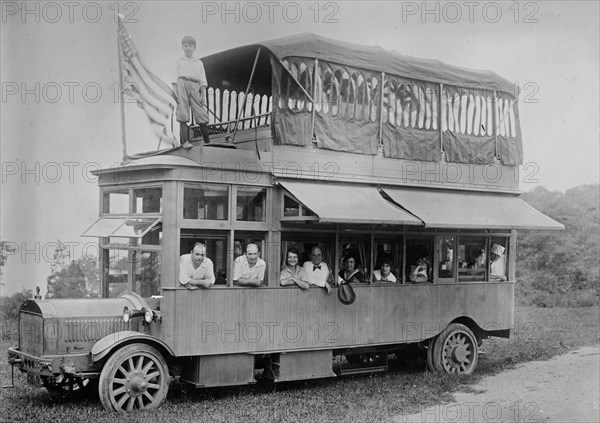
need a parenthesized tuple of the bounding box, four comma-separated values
(202, 33, 517, 95)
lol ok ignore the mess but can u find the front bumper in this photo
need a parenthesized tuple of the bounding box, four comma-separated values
(7, 347, 99, 386)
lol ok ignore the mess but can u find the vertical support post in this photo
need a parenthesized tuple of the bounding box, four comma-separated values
(438, 83, 444, 156)
(493, 90, 498, 157)
(232, 48, 261, 143)
(311, 58, 319, 144)
(116, 24, 128, 161)
(334, 227, 340, 286)
(378, 72, 386, 151)
(369, 231, 375, 284)
(509, 230, 517, 282)
(401, 227, 407, 284)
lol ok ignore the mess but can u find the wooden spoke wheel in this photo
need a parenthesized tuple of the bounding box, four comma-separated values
(98, 344, 169, 412)
(431, 323, 478, 375)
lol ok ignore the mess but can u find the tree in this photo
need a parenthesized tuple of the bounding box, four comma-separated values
(0, 289, 33, 340)
(0, 240, 17, 282)
(46, 260, 88, 298)
(517, 184, 600, 306)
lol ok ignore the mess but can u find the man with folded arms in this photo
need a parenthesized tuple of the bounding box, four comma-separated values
(233, 244, 266, 287)
(179, 243, 215, 289)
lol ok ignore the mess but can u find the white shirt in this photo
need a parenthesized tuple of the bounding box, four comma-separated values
(179, 254, 215, 288)
(232, 255, 266, 283)
(176, 56, 207, 86)
(302, 261, 330, 287)
(373, 269, 397, 282)
(491, 256, 506, 278)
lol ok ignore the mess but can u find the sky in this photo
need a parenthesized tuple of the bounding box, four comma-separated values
(1, 1, 599, 295)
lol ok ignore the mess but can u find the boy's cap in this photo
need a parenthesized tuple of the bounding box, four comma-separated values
(181, 36, 196, 46)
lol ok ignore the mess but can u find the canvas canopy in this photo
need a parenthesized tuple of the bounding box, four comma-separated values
(203, 33, 516, 94)
(202, 33, 523, 165)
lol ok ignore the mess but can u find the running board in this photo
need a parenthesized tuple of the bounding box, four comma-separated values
(338, 365, 388, 376)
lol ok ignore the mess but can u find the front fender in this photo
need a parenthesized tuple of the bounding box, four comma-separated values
(91, 331, 175, 363)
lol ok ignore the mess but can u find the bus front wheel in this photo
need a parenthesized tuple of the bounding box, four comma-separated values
(429, 323, 478, 375)
(98, 343, 170, 412)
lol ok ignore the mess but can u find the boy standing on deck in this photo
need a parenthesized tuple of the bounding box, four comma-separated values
(176, 36, 210, 148)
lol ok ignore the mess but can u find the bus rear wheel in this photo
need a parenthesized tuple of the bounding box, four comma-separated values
(98, 343, 170, 412)
(430, 323, 478, 375)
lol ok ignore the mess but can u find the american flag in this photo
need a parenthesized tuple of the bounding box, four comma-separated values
(118, 16, 178, 148)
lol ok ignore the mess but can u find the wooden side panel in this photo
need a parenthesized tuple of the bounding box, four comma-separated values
(162, 282, 514, 356)
(181, 354, 255, 387)
(278, 350, 336, 381)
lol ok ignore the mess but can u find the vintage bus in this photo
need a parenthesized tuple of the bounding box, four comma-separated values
(7, 33, 563, 412)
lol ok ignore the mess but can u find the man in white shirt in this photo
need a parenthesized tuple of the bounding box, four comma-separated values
(179, 243, 215, 289)
(233, 244, 266, 287)
(302, 247, 332, 293)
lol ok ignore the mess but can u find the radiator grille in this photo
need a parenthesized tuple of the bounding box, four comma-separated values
(19, 313, 43, 356)
(62, 318, 130, 344)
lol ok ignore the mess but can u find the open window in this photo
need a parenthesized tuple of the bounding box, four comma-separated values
(280, 233, 335, 287)
(406, 236, 434, 283)
(338, 237, 370, 284)
(83, 217, 161, 239)
(282, 193, 317, 220)
(489, 237, 509, 281)
(458, 236, 487, 282)
(373, 236, 403, 283)
(436, 235, 456, 282)
(180, 230, 229, 286)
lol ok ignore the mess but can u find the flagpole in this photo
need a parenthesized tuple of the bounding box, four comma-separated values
(116, 17, 128, 162)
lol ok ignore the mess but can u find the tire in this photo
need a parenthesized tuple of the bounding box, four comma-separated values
(431, 323, 478, 375)
(426, 337, 438, 372)
(98, 343, 170, 412)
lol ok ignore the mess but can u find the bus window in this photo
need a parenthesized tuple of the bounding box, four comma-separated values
(133, 187, 162, 214)
(339, 239, 370, 284)
(458, 236, 486, 282)
(280, 236, 335, 287)
(436, 235, 456, 281)
(406, 236, 433, 283)
(373, 237, 402, 283)
(133, 251, 161, 297)
(103, 248, 130, 298)
(489, 238, 509, 281)
(102, 189, 129, 214)
(180, 231, 229, 285)
(236, 187, 266, 221)
(183, 184, 229, 220)
(141, 224, 162, 246)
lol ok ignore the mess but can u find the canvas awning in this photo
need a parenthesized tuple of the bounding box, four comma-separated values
(279, 181, 422, 225)
(382, 188, 564, 230)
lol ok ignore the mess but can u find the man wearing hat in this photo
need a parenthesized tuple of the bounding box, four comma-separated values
(490, 244, 507, 281)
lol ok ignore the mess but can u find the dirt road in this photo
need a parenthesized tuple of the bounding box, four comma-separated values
(395, 345, 600, 423)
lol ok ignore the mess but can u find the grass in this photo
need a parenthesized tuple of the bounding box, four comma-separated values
(1, 306, 598, 423)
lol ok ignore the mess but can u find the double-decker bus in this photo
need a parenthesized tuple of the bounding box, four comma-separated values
(7, 33, 563, 412)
